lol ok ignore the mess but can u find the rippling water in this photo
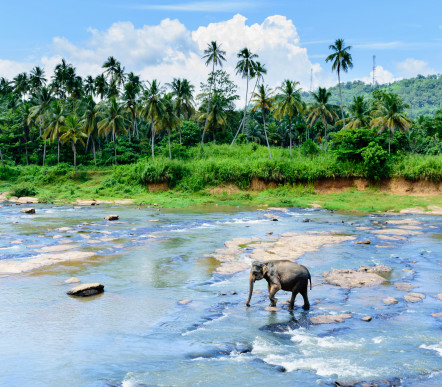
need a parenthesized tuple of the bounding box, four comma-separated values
(0, 203, 441, 386)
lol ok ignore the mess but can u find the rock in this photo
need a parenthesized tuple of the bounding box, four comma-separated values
(252, 290, 262, 294)
(383, 297, 399, 305)
(358, 264, 392, 273)
(435, 294, 442, 301)
(67, 283, 104, 297)
(404, 292, 425, 303)
(178, 299, 192, 305)
(324, 268, 386, 289)
(394, 282, 417, 291)
(219, 292, 227, 296)
(229, 291, 237, 295)
(271, 218, 278, 222)
(20, 208, 35, 214)
(432, 312, 442, 318)
(354, 240, 371, 245)
(302, 218, 313, 223)
(265, 306, 281, 312)
(104, 215, 119, 221)
(310, 314, 352, 325)
(361, 316, 372, 322)
(267, 232, 273, 235)
(64, 277, 80, 284)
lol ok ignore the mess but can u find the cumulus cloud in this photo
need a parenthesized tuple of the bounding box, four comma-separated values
(396, 58, 435, 78)
(0, 59, 34, 80)
(0, 14, 332, 101)
(359, 65, 399, 85)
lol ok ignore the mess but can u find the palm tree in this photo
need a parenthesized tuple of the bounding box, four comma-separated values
(103, 56, 119, 82)
(159, 94, 181, 159)
(141, 80, 164, 165)
(274, 80, 304, 155)
(29, 66, 46, 93)
(344, 96, 371, 129)
(59, 115, 87, 172)
(0, 77, 13, 96)
(235, 48, 258, 134)
(201, 41, 226, 149)
(94, 74, 108, 100)
(370, 92, 412, 153)
(198, 93, 228, 144)
(84, 76, 95, 96)
(52, 59, 74, 99)
(43, 99, 65, 163)
(168, 78, 195, 143)
(306, 87, 338, 151)
(122, 81, 140, 141)
(250, 85, 274, 159)
(326, 38, 353, 127)
(98, 97, 128, 165)
(13, 72, 29, 104)
(80, 95, 99, 165)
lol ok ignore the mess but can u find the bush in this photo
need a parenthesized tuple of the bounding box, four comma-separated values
(361, 142, 390, 180)
(301, 139, 320, 156)
(12, 184, 37, 197)
(0, 165, 20, 180)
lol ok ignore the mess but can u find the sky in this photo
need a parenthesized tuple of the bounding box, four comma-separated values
(0, 0, 441, 97)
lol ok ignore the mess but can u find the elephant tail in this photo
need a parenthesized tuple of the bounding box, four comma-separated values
(308, 272, 312, 290)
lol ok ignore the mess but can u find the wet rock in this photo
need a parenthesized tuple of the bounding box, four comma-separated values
(229, 291, 237, 295)
(187, 342, 252, 359)
(361, 316, 372, 322)
(219, 292, 227, 296)
(20, 208, 35, 214)
(265, 306, 281, 312)
(435, 294, 442, 301)
(104, 215, 119, 221)
(64, 277, 80, 284)
(310, 314, 352, 325)
(335, 378, 401, 387)
(178, 299, 192, 305)
(432, 312, 442, 318)
(323, 268, 386, 289)
(354, 240, 371, 244)
(252, 358, 286, 372)
(266, 232, 273, 235)
(394, 282, 417, 291)
(358, 264, 392, 273)
(302, 218, 313, 223)
(383, 297, 399, 305)
(67, 283, 104, 297)
(404, 292, 425, 303)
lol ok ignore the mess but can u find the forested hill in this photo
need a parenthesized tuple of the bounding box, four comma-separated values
(302, 74, 442, 118)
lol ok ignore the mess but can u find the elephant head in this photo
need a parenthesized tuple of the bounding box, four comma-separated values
(246, 261, 267, 306)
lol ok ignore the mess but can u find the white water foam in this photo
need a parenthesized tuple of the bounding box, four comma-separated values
(420, 342, 442, 356)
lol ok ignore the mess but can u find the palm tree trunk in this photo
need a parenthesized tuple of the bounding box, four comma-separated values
(92, 139, 96, 166)
(25, 142, 29, 165)
(179, 127, 182, 145)
(263, 112, 271, 160)
(43, 139, 47, 166)
(201, 62, 215, 151)
(388, 128, 391, 154)
(168, 130, 171, 159)
(338, 71, 346, 127)
(113, 129, 117, 165)
(57, 138, 60, 163)
(72, 141, 77, 172)
(0, 147, 4, 165)
(323, 118, 328, 152)
(151, 121, 155, 166)
(289, 118, 293, 156)
(241, 76, 249, 135)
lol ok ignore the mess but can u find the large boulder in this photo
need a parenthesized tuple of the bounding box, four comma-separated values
(67, 283, 104, 297)
(20, 208, 35, 214)
(310, 314, 352, 325)
(383, 297, 399, 305)
(404, 292, 425, 303)
(104, 215, 119, 221)
(323, 268, 387, 289)
(395, 282, 417, 291)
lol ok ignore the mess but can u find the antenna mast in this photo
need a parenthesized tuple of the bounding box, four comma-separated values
(372, 55, 376, 88)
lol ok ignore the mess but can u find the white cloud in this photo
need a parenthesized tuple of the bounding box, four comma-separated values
(396, 58, 435, 77)
(359, 65, 399, 85)
(0, 59, 34, 80)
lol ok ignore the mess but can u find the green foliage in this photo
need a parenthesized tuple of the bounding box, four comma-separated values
(361, 142, 389, 181)
(300, 139, 320, 156)
(0, 165, 20, 180)
(12, 184, 37, 197)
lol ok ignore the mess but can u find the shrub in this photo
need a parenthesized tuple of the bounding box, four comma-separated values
(301, 139, 320, 156)
(361, 142, 390, 180)
(12, 184, 37, 197)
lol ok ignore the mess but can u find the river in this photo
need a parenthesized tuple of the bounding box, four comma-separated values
(0, 203, 441, 386)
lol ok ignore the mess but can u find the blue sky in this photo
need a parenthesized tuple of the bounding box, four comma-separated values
(1, 0, 441, 91)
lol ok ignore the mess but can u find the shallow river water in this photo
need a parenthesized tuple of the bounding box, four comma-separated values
(0, 203, 441, 387)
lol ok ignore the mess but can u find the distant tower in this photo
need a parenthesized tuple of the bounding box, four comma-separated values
(310, 68, 313, 92)
(372, 55, 376, 88)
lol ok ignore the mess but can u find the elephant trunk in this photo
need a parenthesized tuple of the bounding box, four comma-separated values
(246, 274, 255, 306)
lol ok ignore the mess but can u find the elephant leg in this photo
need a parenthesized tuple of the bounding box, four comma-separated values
(268, 284, 280, 307)
(301, 286, 310, 310)
(288, 281, 305, 310)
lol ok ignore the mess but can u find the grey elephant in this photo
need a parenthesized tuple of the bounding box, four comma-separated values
(246, 260, 312, 310)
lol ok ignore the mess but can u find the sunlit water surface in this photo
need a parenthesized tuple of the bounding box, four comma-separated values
(0, 203, 441, 386)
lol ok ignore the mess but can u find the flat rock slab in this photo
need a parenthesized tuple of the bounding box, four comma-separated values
(265, 306, 281, 312)
(383, 297, 399, 305)
(324, 268, 386, 289)
(67, 283, 104, 297)
(435, 294, 442, 301)
(395, 282, 417, 291)
(358, 264, 392, 273)
(385, 218, 421, 225)
(432, 312, 442, 318)
(178, 299, 192, 305)
(404, 292, 425, 303)
(361, 316, 372, 322)
(104, 215, 119, 221)
(354, 240, 371, 245)
(64, 277, 80, 284)
(20, 208, 35, 214)
(310, 314, 352, 325)
(371, 228, 423, 236)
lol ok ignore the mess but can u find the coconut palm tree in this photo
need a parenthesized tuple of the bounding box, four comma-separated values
(59, 115, 87, 172)
(168, 78, 195, 144)
(98, 97, 128, 165)
(0, 77, 13, 96)
(306, 87, 338, 151)
(80, 95, 99, 165)
(122, 81, 140, 141)
(94, 74, 108, 101)
(370, 92, 412, 153)
(13, 72, 29, 104)
(159, 93, 181, 159)
(235, 48, 258, 134)
(274, 80, 304, 155)
(43, 99, 65, 163)
(326, 38, 353, 127)
(250, 85, 274, 159)
(84, 76, 95, 96)
(201, 41, 226, 149)
(141, 80, 165, 165)
(344, 96, 371, 129)
(198, 92, 228, 144)
(29, 66, 46, 93)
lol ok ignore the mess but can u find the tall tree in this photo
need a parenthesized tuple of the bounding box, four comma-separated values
(43, 99, 65, 163)
(80, 95, 99, 165)
(201, 41, 226, 149)
(344, 96, 371, 129)
(168, 78, 195, 144)
(250, 84, 274, 159)
(98, 97, 128, 165)
(198, 93, 229, 144)
(141, 80, 164, 165)
(159, 93, 181, 159)
(370, 92, 412, 153)
(84, 76, 95, 96)
(94, 74, 108, 101)
(59, 115, 87, 172)
(306, 87, 338, 151)
(122, 81, 140, 141)
(29, 66, 47, 93)
(274, 80, 304, 155)
(326, 38, 353, 127)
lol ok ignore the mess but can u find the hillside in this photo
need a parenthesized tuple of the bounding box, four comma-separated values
(302, 74, 442, 117)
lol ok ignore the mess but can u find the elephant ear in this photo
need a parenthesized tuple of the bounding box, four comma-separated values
(262, 264, 268, 276)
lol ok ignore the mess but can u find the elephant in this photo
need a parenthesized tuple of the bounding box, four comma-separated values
(246, 260, 312, 311)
